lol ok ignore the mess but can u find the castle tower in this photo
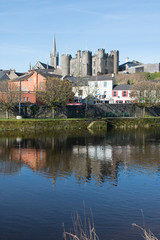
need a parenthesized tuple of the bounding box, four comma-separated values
(81, 51, 92, 76)
(50, 35, 59, 68)
(110, 50, 119, 74)
(92, 49, 105, 76)
(61, 54, 71, 76)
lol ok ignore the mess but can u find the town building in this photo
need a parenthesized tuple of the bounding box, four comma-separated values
(9, 70, 62, 104)
(88, 75, 115, 103)
(0, 69, 24, 81)
(126, 63, 160, 74)
(112, 85, 133, 104)
(67, 75, 115, 104)
(119, 59, 142, 72)
(119, 58, 160, 74)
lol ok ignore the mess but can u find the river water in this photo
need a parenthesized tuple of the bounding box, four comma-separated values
(0, 129, 160, 240)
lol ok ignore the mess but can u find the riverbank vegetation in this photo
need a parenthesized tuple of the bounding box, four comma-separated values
(63, 209, 99, 240)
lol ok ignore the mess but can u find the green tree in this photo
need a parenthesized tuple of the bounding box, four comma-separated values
(130, 80, 160, 117)
(37, 77, 74, 118)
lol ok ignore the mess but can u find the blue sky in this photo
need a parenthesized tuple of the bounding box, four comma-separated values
(0, 0, 160, 72)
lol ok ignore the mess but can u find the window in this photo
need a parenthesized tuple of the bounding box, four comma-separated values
(78, 90, 83, 96)
(116, 100, 123, 104)
(25, 87, 28, 91)
(23, 97, 25, 101)
(104, 81, 107, 87)
(40, 82, 44, 90)
(27, 97, 29, 101)
(123, 91, 127, 97)
(21, 87, 23, 91)
(95, 81, 98, 87)
(113, 91, 117, 97)
(30, 78, 32, 82)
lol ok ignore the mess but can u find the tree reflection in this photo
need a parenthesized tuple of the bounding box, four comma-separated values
(0, 129, 160, 184)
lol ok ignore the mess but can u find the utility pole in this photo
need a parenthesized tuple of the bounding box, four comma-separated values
(19, 79, 21, 116)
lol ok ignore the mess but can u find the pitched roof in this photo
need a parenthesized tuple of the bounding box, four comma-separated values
(113, 84, 131, 90)
(33, 61, 54, 70)
(66, 76, 89, 86)
(9, 72, 33, 82)
(89, 75, 115, 81)
(34, 69, 62, 78)
(0, 72, 10, 81)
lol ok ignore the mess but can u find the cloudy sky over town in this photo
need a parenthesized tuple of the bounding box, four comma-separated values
(0, 0, 160, 72)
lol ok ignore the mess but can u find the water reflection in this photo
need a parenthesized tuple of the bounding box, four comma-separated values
(0, 129, 160, 186)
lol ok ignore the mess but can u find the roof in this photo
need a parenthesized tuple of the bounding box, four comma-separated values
(10, 72, 33, 82)
(66, 76, 89, 86)
(10, 70, 62, 82)
(113, 84, 131, 90)
(89, 75, 115, 81)
(35, 70, 62, 78)
(0, 70, 10, 74)
(0, 74, 10, 81)
(33, 61, 54, 70)
(119, 61, 142, 67)
(0, 71, 10, 81)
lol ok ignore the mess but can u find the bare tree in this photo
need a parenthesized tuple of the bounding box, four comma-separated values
(37, 77, 74, 118)
(0, 81, 19, 118)
(130, 80, 160, 117)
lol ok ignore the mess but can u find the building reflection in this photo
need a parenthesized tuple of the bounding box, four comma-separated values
(0, 129, 160, 185)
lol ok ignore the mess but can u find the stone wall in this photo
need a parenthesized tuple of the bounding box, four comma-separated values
(1, 104, 160, 119)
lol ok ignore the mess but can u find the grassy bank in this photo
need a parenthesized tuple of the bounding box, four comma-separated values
(0, 117, 160, 135)
(104, 117, 160, 129)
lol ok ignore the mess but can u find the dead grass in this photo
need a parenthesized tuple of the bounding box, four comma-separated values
(63, 207, 99, 240)
(132, 211, 158, 240)
(132, 223, 158, 240)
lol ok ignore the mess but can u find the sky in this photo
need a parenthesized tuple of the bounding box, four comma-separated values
(0, 0, 160, 72)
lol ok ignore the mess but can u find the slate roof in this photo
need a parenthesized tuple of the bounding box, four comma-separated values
(66, 76, 89, 86)
(10, 72, 33, 82)
(113, 84, 131, 90)
(89, 75, 115, 81)
(33, 61, 54, 70)
(35, 70, 62, 78)
(0, 71, 10, 81)
(10, 70, 62, 82)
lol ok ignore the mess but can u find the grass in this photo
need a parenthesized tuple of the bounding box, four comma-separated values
(63, 208, 99, 240)
(132, 211, 158, 240)
(63, 208, 159, 240)
(132, 223, 158, 240)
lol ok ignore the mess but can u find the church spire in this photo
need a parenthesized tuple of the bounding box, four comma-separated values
(53, 34, 56, 57)
(50, 34, 59, 68)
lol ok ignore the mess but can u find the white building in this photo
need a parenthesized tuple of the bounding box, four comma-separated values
(88, 75, 115, 103)
(68, 75, 115, 103)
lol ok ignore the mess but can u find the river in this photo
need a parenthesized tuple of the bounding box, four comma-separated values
(0, 129, 160, 240)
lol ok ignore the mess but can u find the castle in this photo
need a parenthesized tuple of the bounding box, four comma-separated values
(50, 36, 119, 77)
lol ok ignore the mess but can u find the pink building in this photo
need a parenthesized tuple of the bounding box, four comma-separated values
(112, 85, 134, 104)
(10, 70, 61, 104)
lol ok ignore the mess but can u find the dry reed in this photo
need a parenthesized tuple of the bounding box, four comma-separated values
(132, 211, 158, 240)
(63, 207, 99, 240)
